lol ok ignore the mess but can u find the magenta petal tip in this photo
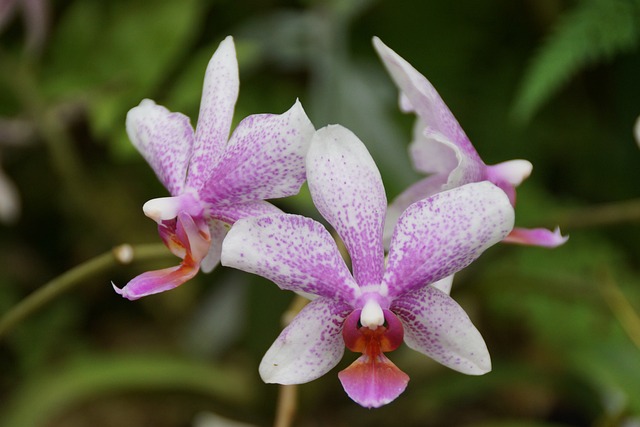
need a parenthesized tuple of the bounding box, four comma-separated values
(503, 226, 568, 248)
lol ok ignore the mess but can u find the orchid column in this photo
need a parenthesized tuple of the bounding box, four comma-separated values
(113, 36, 314, 300)
(221, 124, 515, 407)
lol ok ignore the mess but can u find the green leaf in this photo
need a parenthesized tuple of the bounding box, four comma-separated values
(513, 0, 640, 123)
(0, 353, 255, 427)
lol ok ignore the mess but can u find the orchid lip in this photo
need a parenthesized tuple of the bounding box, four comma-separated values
(343, 308, 404, 354)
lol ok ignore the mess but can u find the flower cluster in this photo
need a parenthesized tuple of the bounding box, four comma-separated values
(116, 36, 566, 407)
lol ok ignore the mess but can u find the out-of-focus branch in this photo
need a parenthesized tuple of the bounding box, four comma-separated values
(0, 243, 171, 339)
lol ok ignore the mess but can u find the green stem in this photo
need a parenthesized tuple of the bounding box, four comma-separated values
(0, 243, 170, 339)
(550, 198, 640, 230)
(598, 269, 640, 352)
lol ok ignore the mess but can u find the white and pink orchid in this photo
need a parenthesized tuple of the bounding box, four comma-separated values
(373, 37, 567, 248)
(221, 125, 515, 408)
(113, 36, 314, 300)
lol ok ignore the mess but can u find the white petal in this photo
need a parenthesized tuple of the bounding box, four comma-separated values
(392, 285, 491, 375)
(221, 213, 360, 302)
(431, 275, 454, 295)
(200, 219, 229, 273)
(259, 298, 351, 384)
(306, 125, 386, 287)
(383, 182, 514, 297)
(126, 99, 194, 195)
(486, 159, 533, 187)
(188, 36, 239, 189)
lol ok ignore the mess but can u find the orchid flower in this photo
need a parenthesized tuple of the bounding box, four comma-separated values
(113, 36, 314, 300)
(373, 37, 567, 249)
(221, 125, 515, 408)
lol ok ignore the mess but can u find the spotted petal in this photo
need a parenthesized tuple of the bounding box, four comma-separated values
(306, 125, 386, 287)
(188, 36, 239, 190)
(384, 173, 448, 247)
(126, 99, 194, 195)
(201, 201, 283, 273)
(199, 100, 314, 204)
(383, 182, 514, 298)
(221, 213, 360, 302)
(259, 298, 352, 384)
(392, 285, 491, 375)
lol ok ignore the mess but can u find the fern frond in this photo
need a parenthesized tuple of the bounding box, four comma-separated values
(513, 0, 640, 123)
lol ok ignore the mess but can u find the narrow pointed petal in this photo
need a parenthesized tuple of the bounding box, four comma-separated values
(199, 100, 314, 202)
(372, 37, 484, 176)
(221, 213, 360, 302)
(189, 36, 239, 189)
(392, 285, 491, 375)
(259, 298, 352, 384)
(383, 182, 514, 297)
(126, 99, 194, 195)
(338, 353, 409, 408)
(307, 125, 386, 287)
(112, 262, 199, 300)
(503, 226, 569, 247)
(384, 173, 448, 248)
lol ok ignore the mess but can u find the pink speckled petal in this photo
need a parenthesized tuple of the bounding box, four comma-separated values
(383, 173, 448, 248)
(200, 100, 314, 203)
(201, 200, 282, 272)
(126, 99, 194, 195)
(392, 285, 490, 375)
(188, 36, 239, 189)
(259, 298, 352, 384)
(503, 226, 568, 248)
(211, 197, 283, 225)
(383, 182, 514, 297)
(221, 213, 360, 302)
(373, 37, 484, 177)
(306, 125, 386, 288)
(338, 352, 409, 408)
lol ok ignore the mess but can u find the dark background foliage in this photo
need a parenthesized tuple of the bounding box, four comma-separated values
(0, 0, 639, 426)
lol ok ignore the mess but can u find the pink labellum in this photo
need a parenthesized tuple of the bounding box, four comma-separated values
(114, 212, 211, 300)
(338, 352, 409, 408)
(340, 308, 408, 407)
(503, 226, 568, 248)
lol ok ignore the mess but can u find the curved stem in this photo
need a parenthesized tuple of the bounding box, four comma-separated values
(0, 243, 171, 339)
(549, 198, 640, 230)
(598, 269, 640, 351)
(273, 294, 309, 427)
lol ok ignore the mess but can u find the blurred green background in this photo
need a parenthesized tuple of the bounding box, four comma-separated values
(1, 0, 639, 426)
